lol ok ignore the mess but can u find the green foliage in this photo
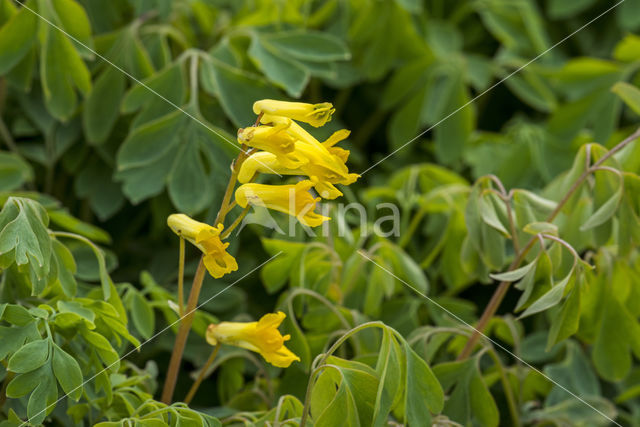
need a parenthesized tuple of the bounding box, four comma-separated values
(1, 0, 640, 426)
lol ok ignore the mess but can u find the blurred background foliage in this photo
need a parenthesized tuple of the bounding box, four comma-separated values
(2, 0, 640, 426)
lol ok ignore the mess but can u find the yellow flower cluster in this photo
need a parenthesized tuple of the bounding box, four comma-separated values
(166, 100, 356, 281)
(206, 311, 300, 368)
(235, 99, 359, 227)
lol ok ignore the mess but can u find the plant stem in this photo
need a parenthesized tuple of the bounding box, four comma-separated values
(178, 237, 185, 316)
(220, 206, 250, 239)
(458, 127, 640, 359)
(0, 116, 19, 155)
(184, 345, 220, 404)
(399, 205, 428, 248)
(161, 144, 251, 404)
(161, 259, 206, 403)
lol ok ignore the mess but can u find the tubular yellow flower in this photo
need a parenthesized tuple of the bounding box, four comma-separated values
(237, 151, 305, 183)
(235, 180, 330, 227)
(258, 114, 359, 198)
(237, 123, 303, 169)
(253, 99, 335, 127)
(167, 214, 238, 279)
(238, 152, 345, 199)
(206, 311, 300, 368)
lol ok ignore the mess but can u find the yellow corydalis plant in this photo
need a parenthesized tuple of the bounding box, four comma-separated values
(167, 214, 238, 279)
(206, 311, 300, 368)
(163, 99, 352, 403)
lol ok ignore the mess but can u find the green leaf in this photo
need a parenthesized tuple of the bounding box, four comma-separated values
(479, 195, 510, 236)
(313, 368, 359, 426)
(547, 0, 597, 19)
(51, 343, 83, 401)
(618, 0, 640, 31)
(380, 58, 430, 110)
(117, 110, 186, 171)
(120, 61, 184, 116)
(260, 238, 306, 293)
(75, 158, 124, 221)
(388, 85, 427, 151)
(0, 152, 34, 191)
(547, 281, 581, 349)
(319, 357, 379, 426)
(50, 0, 93, 51)
(372, 330, 403, 426)
(40, 24, 91, 120)
(468, 367, 499, 427)
(379, 242, 429, 294)
(48, 209, 111, 244)
(81, 329, 120, 370)
(580, 183, 623, 231)
(0, 321, 40, 360)
(613, 34, 640, 62)
(5, 364, 48, 398)
(544, 341, 600, 406)
(167, 132, 212, 215)
(130, 289, 155, 340)
(523, 221, 558, 236)
(592, 291, 640, 381)
(433, 357, 498, 427)
(83, 67, 126, 144)
(519, 268, 575, 319)
(27, 365, 57, 425)
(8, 339, 49, 373)
(52, 240, 77, 297)
(0, 0, 37, 75)
(490, 258, 537, 282)
(249, 36, 309, 98)
(403, 340, 444, 424)
(204, 60, 281, 127)
(57, 300, 94, 325)
(503, 69, 556, 112)
(611, 81, 640, 116)
(0, 197, 51, 280)
(262, 31, 350, 62)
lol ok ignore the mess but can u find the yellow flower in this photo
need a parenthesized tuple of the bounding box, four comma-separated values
(206, 311, 300, 368)
(235, 180, 330, 227)
(238, 152, 346, 199)
(237, 123, 304, 169)
(253, 99, 335, 127)
(237, 151, 305, 183)
(256, 115, 359, 198)
(167, 214, 238, 279)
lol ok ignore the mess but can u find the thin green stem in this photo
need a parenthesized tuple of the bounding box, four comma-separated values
(0, 115, 19, 154)
(220, 206, 250, 239)
(399, 205, 428, 248)
(184, 345, 220, 404)
(459, 127, 640, 359)
(178, 237, 185, 316)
